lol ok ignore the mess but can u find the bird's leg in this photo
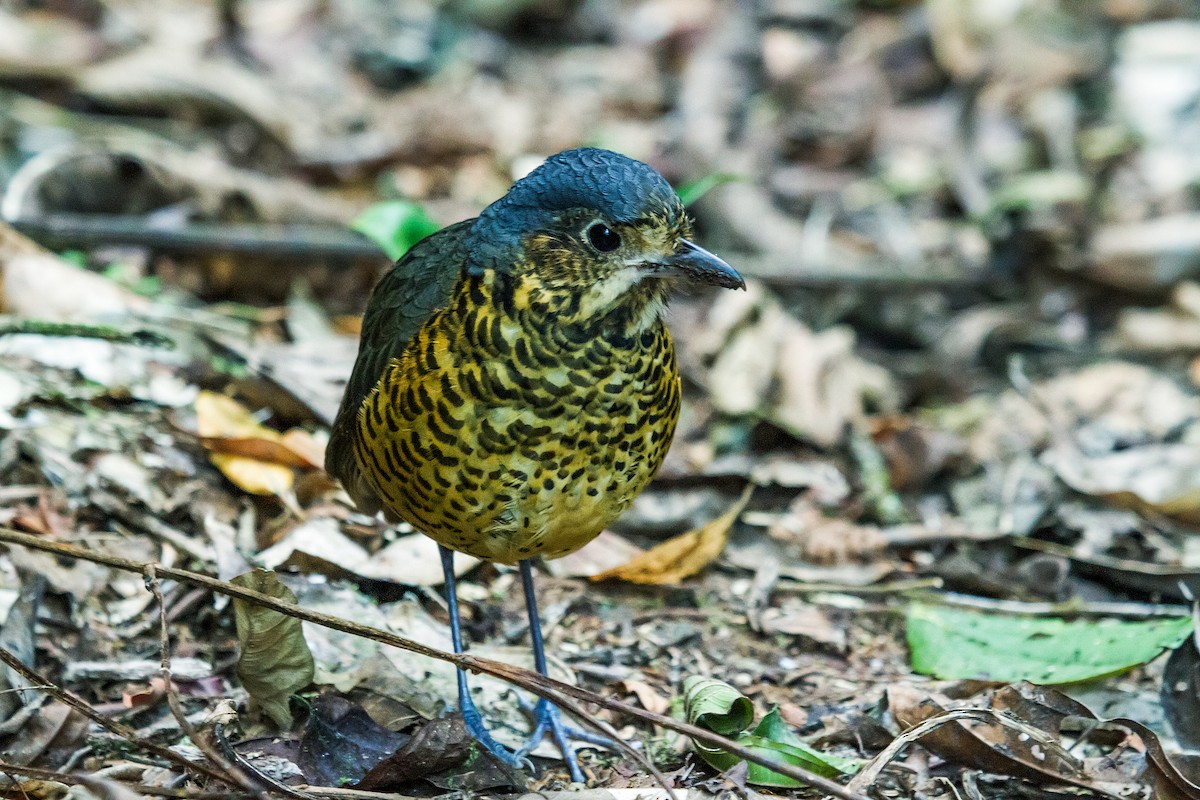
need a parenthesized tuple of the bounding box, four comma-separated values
(513, 559, 587, 783)
(439, 545, 530, 770)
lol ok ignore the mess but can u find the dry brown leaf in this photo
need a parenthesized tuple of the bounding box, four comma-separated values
(195, 391, 294, 496)
(0, 222, 148, 320)
(591, 485, 752, 585)
(767, 497, 886, 564)
(757, 604, 846, 651)
(546, 529, 647, 578)
(620, 679, 671, 715)
(0, 780, 71, 800)
(1046, 443, 1200, 525)
(281, 428, 327, 468)
(199, 429, 325, 469)
(694, 285, 896, 447)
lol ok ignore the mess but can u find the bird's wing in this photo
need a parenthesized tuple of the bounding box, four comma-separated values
(325, 218, 474, 513)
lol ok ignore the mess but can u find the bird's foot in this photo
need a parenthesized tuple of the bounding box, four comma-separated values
(515, 697, 614, 783)
(460, 697, 534, 773)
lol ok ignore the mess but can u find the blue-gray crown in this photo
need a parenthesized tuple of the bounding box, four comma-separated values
(466, 148, 680, 275)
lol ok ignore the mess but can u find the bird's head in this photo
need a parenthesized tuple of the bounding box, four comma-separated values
(466, 148, 743, 326)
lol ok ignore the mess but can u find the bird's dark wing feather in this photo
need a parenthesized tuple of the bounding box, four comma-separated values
(325, 219, 474, 512)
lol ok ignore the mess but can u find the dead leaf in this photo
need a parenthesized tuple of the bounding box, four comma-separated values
(0, 701, 89, 766)
(620, 679, 671, 715)
(355, 715, 472, 790)
(0, 780, 70, 800)
(957, 361, 1200, 463)
(881, 682, 1191, 797)
(258, 518, 478, 587)
(767, 497, 886, 564)
(0, 222, 148, 320)
(591, 486, 752, 585)
(195, 390, 295, 496)
(885, 684, 1088, 787)
(773, 322, 896, 447)
(1046, 443, 1200, 525)
(545, 529, 647, 579)
(693, 285, 897, 447)
(757, 604, 846, 651)
(198, 436, 314, 468)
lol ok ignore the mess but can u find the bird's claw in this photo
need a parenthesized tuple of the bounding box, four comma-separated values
(512, 696, 599, 783)
(461, 700, 536, 772)
(516, 695, 617, 749)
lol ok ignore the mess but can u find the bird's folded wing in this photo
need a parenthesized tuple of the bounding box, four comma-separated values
(325, 218, 473, 510)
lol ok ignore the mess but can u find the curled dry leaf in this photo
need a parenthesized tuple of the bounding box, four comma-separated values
(620, 679, 671, 715)
(356, 716, 472, 790)
(591, 485, 752, 585)
(195, 390, 324, 496)
(231, 569, 315, 729)
(883, 684, 1090, 790)
(883, 682, 1200, 799)
(694, 284, 897, 447)
(1046, 443, 1200, 525)
(0, 222, 148, 321)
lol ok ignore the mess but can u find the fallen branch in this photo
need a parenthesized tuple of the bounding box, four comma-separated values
(0, 318, 173, 348)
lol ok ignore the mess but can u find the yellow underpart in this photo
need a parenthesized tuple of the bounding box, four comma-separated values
(353, 273, 680, 564)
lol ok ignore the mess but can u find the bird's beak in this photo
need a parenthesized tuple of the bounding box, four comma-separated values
(651, 239, 745, 289)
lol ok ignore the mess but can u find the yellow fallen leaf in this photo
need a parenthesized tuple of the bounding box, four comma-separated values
(196, 391, 294, 496)
(209, 452, 295, 497)
(280, 428, 326, 469)
(591, 485, 753, 585)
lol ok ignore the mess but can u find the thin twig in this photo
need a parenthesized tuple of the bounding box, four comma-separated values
(845, 707, 1079, 794)
(0, 645, 236, 788)
(0, 761, 430, 800)
(0, 526, 869, 800)
(146, 566, 275, 800)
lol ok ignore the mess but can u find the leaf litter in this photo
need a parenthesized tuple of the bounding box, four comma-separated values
(2, 1, 1200, 798)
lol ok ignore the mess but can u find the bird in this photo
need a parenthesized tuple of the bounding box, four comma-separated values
(325, 147, 743, 781)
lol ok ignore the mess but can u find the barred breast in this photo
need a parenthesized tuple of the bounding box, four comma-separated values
(354, 275, 680, 564)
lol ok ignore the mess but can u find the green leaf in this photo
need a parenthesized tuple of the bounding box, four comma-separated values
(683, 677, 861, 786)
(683, 676, 754, 736)
(351, 200, 441, 260)
(906, 602, 1193, 684)
(675, 172, 740, 207)
(231, 569, 315, 728)
(991, 170, 1089, 212)
(752, 708, 862, 776)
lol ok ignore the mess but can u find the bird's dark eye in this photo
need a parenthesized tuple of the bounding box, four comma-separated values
(587, 223, 621, 252)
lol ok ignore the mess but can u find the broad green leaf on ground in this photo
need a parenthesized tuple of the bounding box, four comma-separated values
(682, 676, 861, 786)
(906, 602, 1193, 684)
(351, 201, 441, 261)
(231, 569, 315, 728)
